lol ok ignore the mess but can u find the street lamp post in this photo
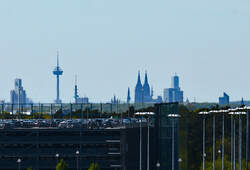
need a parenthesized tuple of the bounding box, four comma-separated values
(139, 113, 142, 170)
(209, 110, 218, 170)
(55, 153, 59, 164)
(178, 158, 182, 170)
(238, 106, 250, 170)
(147, 117, 150, 170)
(229, 109, 247, 170)
(168, 114, 180, 170)
(239, 112, 242, 170)
(229, 109, 237, 170)
(220, 110, 228, 170)
(199, 111, 209, 170)
(229, 111, 237, 170)
(234, 114, 236, 170)
(213, 113, 216, 170)
(222, 111, 225, 170)
(238, 111, 246, 170)
(246, 108, 249, 170)
(231, 113, 233, 170)
(17, 158, 21, 170)
(76, 150, 80, 170)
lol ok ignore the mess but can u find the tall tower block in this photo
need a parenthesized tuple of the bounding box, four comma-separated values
(53, 52, 63, 103)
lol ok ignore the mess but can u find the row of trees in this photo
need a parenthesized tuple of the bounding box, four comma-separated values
(56, 159, 100, 170)
(24, 159, 100, 170)
(178, 104, 250, 169)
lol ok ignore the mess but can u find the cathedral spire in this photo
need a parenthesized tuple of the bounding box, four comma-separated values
(151, 86, 154, 97)
(135, 71, 143, 103)
(143, 71, 150, 98)
(241, 97, 244, 106)
(127, 87, 131, 104)
(144, 71, 148, 85)
(137, 71, 142, 85)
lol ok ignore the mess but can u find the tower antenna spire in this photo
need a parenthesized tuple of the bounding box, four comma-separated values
(57, 50, 59, 67)
(75, 74, 77, 86)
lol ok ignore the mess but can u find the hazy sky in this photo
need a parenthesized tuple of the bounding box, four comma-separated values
(0, 0, 250, 103)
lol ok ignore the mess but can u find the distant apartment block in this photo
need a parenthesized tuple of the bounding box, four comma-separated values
(219, 92, 229, 105)
(163, 74, 184, 103)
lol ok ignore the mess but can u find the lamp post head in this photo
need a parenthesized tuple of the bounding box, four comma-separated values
(156, 161, 160, 167)
(168, 114, 180, 118)
(76, 150, 79, 155)
(55, 153, 59, 158)
(17, 158, 21, 163)
(198, 111, 209, 115)
(229, 111, 246, 115)
(178, 158, 182, 162)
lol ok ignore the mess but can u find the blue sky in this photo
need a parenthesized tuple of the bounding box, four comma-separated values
(0, 0, 250, 103)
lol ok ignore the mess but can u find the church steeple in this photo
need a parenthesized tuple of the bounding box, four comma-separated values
(143, 71, 150, 97)
(135, 71, 143, 103)
(127, 87, 131, 104)
(136, 71, 142, 86)
(241, 97, 244, 106)
(144, 71, 148, 85)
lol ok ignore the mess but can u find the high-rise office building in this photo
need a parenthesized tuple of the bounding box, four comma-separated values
(163, 74, 184, 103)
(10, 79, 32, 104)
(219, 92, 229, 105)
(172, 74, 179, 89)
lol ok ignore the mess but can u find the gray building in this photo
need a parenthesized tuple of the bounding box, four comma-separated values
(76, 97, 89, 104)
(0, 102, 179, 170)
(219, 92, 229, 105)
(10, 79, 31, 104)
(163, 74, 183, 103)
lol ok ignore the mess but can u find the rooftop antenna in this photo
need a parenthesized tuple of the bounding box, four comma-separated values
(75, 75, 77, 86)
(74, 75, 79, 103)
(57, 50, 59, 67)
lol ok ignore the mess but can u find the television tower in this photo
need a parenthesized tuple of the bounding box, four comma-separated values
(53, 51, 63, 103)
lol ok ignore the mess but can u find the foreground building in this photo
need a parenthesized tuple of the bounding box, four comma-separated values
(0, 103, 179, 170)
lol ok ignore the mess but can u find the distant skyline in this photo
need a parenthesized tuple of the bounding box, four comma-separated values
(0, 0, 250, 103)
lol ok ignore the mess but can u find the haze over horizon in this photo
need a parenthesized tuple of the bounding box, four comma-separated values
(0, 0, 250, 103)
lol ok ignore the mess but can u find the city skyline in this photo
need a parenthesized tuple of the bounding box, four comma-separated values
(0, 1, 249, 102)
(1, 58, 249, 103)
(4, 68, 246, 104)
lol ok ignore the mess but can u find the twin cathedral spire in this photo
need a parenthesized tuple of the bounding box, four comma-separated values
(134, 71, 153, 103)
